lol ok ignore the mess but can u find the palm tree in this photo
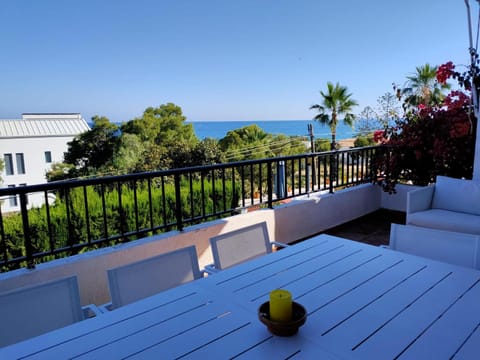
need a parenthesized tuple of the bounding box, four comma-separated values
(310, 82, 358, 150)
(402, 63, 450, 107)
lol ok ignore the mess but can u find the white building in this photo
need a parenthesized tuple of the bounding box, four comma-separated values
(0, 113, 90, 212)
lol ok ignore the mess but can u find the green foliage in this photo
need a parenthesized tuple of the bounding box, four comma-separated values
(2, 178, 241, 269)
(219, 124, 271, 161)
(111, 133, 146, 174)
(354, 135, 376, 148)
(191, 138, 226, 166)
(121, 103, 198, 148)
(54, 102, 311, 179)
(120, 103, 199, 171)
(46, 163, 76, 182)
(219, 125, 308, 163)
(314, 138, 333, 152)
(55, 103, 203, 178)
(399, 63, 450, 110)
(63, 116, 119, 177)
(269, 134, 307, 157)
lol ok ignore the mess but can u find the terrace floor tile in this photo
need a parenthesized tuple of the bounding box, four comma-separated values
(321, 209, 406, 247)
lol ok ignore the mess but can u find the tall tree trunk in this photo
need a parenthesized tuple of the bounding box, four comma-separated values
(331, 111, 337, 150)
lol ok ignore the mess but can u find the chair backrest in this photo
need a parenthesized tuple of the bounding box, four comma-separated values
(389, 224, 480, 269)
(210, 222, 271, 270)
(0, 276, 84, 347)
(107, 245, 202, 309)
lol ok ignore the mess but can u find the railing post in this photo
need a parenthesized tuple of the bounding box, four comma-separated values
(174, 174, 183, 231)
(275, 160, 286, 199)
(306, 164, 311, 195)
(329, 154, 335, 194)
(267, 162, 273, 208)
(20, 192, 35, 269)
(311, 155, 316, 190)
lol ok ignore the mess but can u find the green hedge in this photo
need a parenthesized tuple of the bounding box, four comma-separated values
(2, 178, 240, 270)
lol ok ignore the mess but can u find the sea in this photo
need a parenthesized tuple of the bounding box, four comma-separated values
(187, 120, 357, 140)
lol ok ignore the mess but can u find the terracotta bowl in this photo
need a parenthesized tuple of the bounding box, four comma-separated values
(258, 301, 307, 336)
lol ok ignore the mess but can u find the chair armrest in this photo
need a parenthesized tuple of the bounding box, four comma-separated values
(203, 264, 220, 275)
(407, 186, 435, 216)
(82, 304, 103, 318)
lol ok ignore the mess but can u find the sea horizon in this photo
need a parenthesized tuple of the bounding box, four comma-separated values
(187, 119, 358, 141)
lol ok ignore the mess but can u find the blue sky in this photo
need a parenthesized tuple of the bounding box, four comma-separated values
(0, 0, 473, 122)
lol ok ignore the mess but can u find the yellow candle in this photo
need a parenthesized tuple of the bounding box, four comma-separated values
(269, 289, 292, 322)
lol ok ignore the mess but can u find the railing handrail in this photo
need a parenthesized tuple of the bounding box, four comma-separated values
(0, 145, 384, 271)
(0, 146, 380, 196)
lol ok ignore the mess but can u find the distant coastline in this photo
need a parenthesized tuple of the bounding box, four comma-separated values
(187, 120, 356, 141)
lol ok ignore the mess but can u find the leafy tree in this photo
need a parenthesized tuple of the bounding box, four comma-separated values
(167, 140, 196, 169)
(137, 143, 171, 172)
(219, 125, 271, 161)
(118, 103, 199, 171)
(46, 163, 76, 182)
(63, 116, 119, 176)
(400, 63, 450, 108)
(111, 133, 146, 174)
(269, 134, 307, 157)
(310, 82, 358, 150)
(121, 103, 197, 148)
(191, 138, 226, 166)
(354, 135, 376, 147)
(315, 138, 332, 152)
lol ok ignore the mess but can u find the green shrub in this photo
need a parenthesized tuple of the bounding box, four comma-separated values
(354, 135, 376, 147)
(2, 178, 241, 270)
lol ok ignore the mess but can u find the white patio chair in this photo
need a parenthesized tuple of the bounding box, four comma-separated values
(388, 224, 480, 269)
(204, 221, 288, 274)
(102, 245, 203, 311)
(0, 275, 99, 347)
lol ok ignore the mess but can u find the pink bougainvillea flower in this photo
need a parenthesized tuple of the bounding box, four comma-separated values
(436, 61, 455, 84)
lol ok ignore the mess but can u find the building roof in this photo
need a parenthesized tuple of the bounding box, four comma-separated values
(0, 114, 90, 138)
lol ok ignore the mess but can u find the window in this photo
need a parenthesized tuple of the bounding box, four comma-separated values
(4, 154, 13, 175)
(16, 153, 25, 174)
(8, 185, 17, 207)
(45, 151, 52, 163)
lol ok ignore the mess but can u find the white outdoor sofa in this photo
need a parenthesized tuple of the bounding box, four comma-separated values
(406, 175, 480, 235)
(389, 224, 480, 270)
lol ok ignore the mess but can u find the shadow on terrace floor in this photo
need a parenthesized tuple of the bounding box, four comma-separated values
(321, 209, 406, 247)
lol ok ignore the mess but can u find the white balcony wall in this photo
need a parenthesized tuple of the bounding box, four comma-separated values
(0, 183, 419, 306)
(380, 183, 422, 212)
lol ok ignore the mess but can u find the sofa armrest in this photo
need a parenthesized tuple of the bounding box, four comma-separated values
(406, 186, 435, 221)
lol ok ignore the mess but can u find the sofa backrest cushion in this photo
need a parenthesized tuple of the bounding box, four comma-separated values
(432, 176, 480, 215)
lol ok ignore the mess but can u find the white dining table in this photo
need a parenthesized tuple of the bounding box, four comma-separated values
(1, 234, 480, 359)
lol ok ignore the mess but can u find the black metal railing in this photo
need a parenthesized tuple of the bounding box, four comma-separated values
(0, 146, 383, 271)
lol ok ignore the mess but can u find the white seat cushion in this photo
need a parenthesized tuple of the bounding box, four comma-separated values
(407, 209, 480, 235)
(432, 176, 480, 216)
